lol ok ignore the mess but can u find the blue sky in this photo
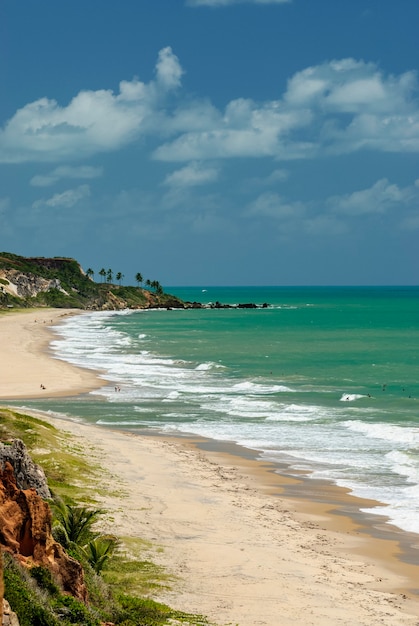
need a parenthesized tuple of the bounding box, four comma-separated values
(1, 0, 418, 286)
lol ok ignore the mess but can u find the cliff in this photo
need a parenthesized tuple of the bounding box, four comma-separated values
(0, 445, 87, 603)
(0, 252, 185, 311)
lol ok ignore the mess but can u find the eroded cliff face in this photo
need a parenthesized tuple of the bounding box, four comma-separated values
(0, 439, 51, 501)
(0, 268, 67, 299)
(0, 458, 87, 602)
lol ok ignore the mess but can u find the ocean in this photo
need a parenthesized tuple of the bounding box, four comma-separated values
(13, 286, 419, 535)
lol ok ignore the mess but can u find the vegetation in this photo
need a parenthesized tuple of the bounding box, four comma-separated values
(81, 535, 120, 574)
(51, 500, 105, 547)
(0, 252, 185, 310)
(0, 407, 213, 625)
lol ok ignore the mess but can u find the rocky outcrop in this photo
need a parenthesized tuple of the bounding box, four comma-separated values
(185, 300, 270, 309)
(0, 440, 50, 500)
(0, 460, 87, 601)
(0, 269, 67, 299)
(0, 252, 186, 310)
(3, 599, 20, 626)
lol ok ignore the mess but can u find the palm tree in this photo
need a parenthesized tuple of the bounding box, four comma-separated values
(86, 268, 95, 281)
(51, 501, 104, 549)
(116, 272, 124, 285)
(150, 280, 163, 294)
(99, 268, 106, 283)
(81, 535, 119, 573)
(106, 268, 113, 284)
(145, 279, 151, 289)
(135, 272, 143, 287)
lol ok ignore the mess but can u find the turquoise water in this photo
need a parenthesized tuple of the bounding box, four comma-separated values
(11, 286, 419, 534)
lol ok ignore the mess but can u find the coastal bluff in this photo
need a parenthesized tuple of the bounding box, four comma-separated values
(0, 441, 88, 605)
(0, 252, 269, 311)
(0, 439, 90, 626)
(0, 252, 185, 311)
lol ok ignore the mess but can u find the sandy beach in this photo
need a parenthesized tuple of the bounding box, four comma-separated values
(2, 309, 419, 625)
(0, 309, 103, 399)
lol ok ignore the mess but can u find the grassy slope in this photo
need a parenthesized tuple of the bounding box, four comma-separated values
(0, 252, 184, 310)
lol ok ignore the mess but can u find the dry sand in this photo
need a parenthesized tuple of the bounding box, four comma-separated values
(0, 309, 103, 399)
(2, 308, 419, 625)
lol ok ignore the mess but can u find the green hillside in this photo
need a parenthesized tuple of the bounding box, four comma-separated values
(0, 252, 184, 310)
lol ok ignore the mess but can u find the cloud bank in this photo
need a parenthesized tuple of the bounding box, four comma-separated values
(1, 52, 418, 166)
(0, 47, 182, 164)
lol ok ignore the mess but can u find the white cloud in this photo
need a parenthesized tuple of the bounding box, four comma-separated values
(155, 47, 184, 89)
(329, 178, 414, 216)
(244, 177, 419, 236)
(187, 0, 290, 6)
(163, 162, 219, 188)
(302, 215, 348, 236)
(32, 184, 91, 209)
(2, 52, 419, 167)
(284, 59, 415, 114)
(249, 168, 290, 187)
(0, 47, 182, 164)
(30, 165, 103, 187)
(246, 191, 305, 219)
(264, 168, 290, 184)
(153, 100, 312, 161)
(155, 58, 419, 161)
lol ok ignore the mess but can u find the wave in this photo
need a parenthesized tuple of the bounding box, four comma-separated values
(340, 393, 366, 402)
(46, 308, 419, 536)
(343, 420, 419, 446)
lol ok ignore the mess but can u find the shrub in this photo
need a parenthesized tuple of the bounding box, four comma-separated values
(51, 500, 104, 548)
(30, 565, 60, 596)
(82, 535, 120, 573)
(3, 553, 58, 626)
(52, 595, 100, 625)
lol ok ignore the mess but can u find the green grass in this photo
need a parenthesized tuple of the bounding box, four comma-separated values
(0, 408, 103, 502)
(0, 252, 186, 310)
(103, 536, 174, 597)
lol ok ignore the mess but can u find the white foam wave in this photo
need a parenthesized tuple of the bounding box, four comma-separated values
(344, 420, 419, 446)
(386, 450, 419, 484)
(96, 419, 144, 426)
(195, 362, 216, 371)
(340, 393, 366, 402)
(47, 309, 419, 536)
(265, 404, 329, 422)
(232, 381, 294, 393)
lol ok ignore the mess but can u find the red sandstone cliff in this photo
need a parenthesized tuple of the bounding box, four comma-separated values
(0, 461, 87, 602)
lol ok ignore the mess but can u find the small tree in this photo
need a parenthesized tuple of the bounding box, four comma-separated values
(51, 501, 104, 549)
(116, 272, 124, 285)
(149, 280, 163, 294)
(81, 535, 119, 573)
(135, 272, 143, 287)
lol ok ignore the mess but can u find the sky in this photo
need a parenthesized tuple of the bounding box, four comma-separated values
(0, 0, 418, 286)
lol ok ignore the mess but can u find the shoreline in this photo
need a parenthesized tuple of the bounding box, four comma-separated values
(0, 308, 104, 399)
(2, 309, 419, 624)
